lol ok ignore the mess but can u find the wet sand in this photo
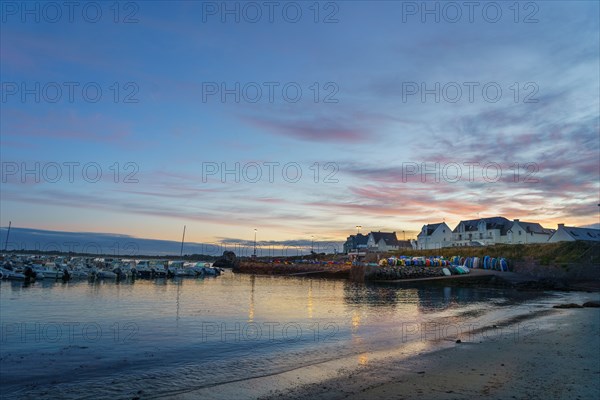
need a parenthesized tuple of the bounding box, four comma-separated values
(162, 299, 599, 400)
(259, 307, 600, 400)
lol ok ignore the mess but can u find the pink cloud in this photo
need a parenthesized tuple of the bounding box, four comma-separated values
(244, 115, 369, 142)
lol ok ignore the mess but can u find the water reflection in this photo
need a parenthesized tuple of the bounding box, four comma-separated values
(358, 353, 369, 366)
(343, 281, 420, 310)
(175, 279, 181, 327)
(0, 274, 556, 400)
(344, 281, 545, 314)
(248, 275, 255, 322)
(351, 310, 361, 332)
(307, 281, 314, 319)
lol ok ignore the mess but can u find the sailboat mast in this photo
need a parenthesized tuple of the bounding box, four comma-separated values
(4, 221, 11, 252)
(180, 225, 186, 257)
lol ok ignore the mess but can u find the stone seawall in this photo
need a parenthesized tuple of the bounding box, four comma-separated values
(238, 262, 350, 278)
(511, 257, 600, 289)
(351, 265, 445, 282)
(349, 261, 600, 290)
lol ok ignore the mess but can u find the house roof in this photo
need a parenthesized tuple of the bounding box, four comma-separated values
(418, 222, 446, 237)
(453, 217, 511, 234)
(369, 231, 399, 246)
(425, 223, 441, 235)
(355, 234, 369, 246)
(511, 221, 554, 235)
(556, 226, 600, 241)
(344, 233, 369, 247)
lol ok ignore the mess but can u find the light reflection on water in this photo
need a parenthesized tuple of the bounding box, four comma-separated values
(0, 272, 556, 399)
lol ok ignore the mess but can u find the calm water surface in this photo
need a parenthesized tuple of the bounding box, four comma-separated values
(0, 272, 567, 399)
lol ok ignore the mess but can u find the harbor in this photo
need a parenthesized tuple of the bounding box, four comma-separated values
(0, 255, 222, 282)
(1, 270, 598, 400)
(2, 240, 599, 291)
(2, 1, 599, 398)
(1, 243, 598, 399)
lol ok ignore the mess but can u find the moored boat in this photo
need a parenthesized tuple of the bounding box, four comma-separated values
(0, 267, 26, 280)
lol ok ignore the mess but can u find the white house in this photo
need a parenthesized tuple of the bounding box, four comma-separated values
(506, 219, 554, 244)
(548, 224, 600, 243)
(452, 217, 511, 246)
(366, 231, 400, 252)
(416, 222, 453, 249)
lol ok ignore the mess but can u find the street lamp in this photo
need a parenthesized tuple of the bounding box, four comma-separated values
(311, 235, 314, 253)
(253, 229, 257, 257)
(356, 225, 362, 234)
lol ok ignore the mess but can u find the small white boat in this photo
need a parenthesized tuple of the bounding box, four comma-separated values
(153, 260, 169, 277)
(192, 262, 221, 277)
(134, 260, 154, 278)
(0, 267, 26, 280)
(33, 265, 61, 280)
(92, 269, 117, 279)
(169, 261, 196, 277)
(70, 269, 89, 279)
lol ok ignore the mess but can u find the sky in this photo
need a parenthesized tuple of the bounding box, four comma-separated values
(1, 1, 599, 249)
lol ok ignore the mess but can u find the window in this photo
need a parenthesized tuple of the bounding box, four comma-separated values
(518, 231, 522, 236)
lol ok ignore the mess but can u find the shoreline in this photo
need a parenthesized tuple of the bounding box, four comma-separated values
(235, 262, 600, 291)
(257, 306, 600, 400)
(160, 294, 600, 400)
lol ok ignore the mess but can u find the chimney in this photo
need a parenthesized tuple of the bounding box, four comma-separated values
(558, 223, 565, 229)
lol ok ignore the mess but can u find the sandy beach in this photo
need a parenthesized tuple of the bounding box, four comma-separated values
(162, 295, 600, 400)
(258, 306, 600, 400)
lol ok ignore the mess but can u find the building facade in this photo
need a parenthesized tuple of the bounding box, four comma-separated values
(416, 222, 453, 249)
(343, 233, 368, 254)
(366, 231, 400, 252)
(506, 219, 554, 244)
(452, 217, 511, 246)
(345, 220, 598, 255)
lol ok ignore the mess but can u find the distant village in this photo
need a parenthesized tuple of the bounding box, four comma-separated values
(343, 217, 600, 254)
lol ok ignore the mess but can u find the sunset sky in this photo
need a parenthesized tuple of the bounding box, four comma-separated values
(1, 1, 599, 248)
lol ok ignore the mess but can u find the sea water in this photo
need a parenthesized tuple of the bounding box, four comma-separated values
(0, 272, 574, 399)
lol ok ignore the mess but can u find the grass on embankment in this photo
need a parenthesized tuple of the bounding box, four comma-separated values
(386, 241, 600, 265)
